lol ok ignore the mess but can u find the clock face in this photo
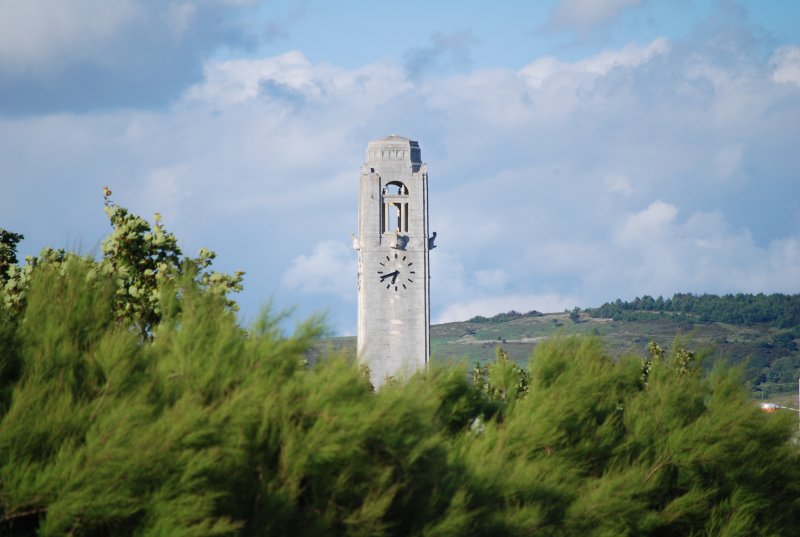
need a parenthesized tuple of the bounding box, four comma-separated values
(377, 252, 415, 292)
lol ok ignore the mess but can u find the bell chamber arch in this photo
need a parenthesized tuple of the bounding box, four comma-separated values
(381, 180, 409, 234)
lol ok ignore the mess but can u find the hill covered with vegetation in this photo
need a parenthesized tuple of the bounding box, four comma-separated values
(2, 198, 799, 536)
(588, 293, 800, 327)
(323, 297, 800, 401)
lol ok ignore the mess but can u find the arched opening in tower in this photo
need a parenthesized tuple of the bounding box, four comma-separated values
(381, 181, 409, 234)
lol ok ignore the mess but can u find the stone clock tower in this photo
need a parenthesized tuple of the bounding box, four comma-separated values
(353, 135, 435, 387)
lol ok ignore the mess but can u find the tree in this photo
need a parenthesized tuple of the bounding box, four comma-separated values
(0, 229, 23, 283)
(471, 347, 529, 405)
(1, 189, 245, 337)
(2, 194, 800, 536)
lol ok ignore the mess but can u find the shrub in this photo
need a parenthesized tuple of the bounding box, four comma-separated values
(2, 199, 798, 536)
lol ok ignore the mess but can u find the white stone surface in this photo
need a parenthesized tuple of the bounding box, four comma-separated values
(355, 135, 431, 387)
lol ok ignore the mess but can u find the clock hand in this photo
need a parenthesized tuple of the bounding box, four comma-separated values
(391, 272, 398, 284)
(380, 270, 399, 281)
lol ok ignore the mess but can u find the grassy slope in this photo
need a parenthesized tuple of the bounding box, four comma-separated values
(318, 311, 795, 395)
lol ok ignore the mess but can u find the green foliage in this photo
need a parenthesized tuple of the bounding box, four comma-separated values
(648, 339, 699, 378)
(100, 191, 245, 337)
(772, 330, 798, 351)
(462, 337, 800, 536)
(2, 247, 77, 313)
(0, 229, 24, 283)
(471, 347, 529, 406)
(1, 266, 799, 535)
(467, 310, 541, 324)
(0, 260, 304, 535)
(0, 228, 24, 412)
(765, 354, 800, 384)
(589, 292, 800, 327)
(1, 190, 244, 337)
(568, 307, 580, 324)
(2, 200, 799, 536)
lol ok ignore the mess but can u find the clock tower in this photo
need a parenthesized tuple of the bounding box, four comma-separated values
(353, 135, 435, 388)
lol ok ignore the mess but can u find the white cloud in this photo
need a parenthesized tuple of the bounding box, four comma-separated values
(0, 0, 265, 75)
(474, 268, 509, 290)
(0, 0, 263, 114)
(281, 241, 356, 301)
(519, 37, 670, 89)
(185, 51, 319, 107)
(658, 217, 797, 296)
(139, 165, 191, 223)
(2, 20, 799, 334)
(770, 46, 800, 86)
(0, 0, 140, 71)
(576, 37, 670, 75)
(429, 249, 470, 303)
(167, 2, 198, 39)
(550, 0, 642, 32)
(615, 201, 678, 246)
(604, 174, 633, 196)
(185, 52, 411, 109)
(530, 203, 800, 303)
(714, 145, 743, 181)
(403, 30, 478, 78)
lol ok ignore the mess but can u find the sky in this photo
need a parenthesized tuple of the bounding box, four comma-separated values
(1, 0, 799, 335)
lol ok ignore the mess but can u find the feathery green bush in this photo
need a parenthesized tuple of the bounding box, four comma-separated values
(2, 265, 797, 535)
(2, 201, 798, 536)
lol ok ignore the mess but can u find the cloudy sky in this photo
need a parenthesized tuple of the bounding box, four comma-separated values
(1, 0, 799, 334)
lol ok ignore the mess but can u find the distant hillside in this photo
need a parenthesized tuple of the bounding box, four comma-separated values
(318, 293, 800, 399)
(588, 292, 800, 327)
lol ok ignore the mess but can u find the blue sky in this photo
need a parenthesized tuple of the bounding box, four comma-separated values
(1, 0, 799, 334)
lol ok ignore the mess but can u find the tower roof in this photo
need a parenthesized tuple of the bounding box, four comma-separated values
(366, 135, 421, 165)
